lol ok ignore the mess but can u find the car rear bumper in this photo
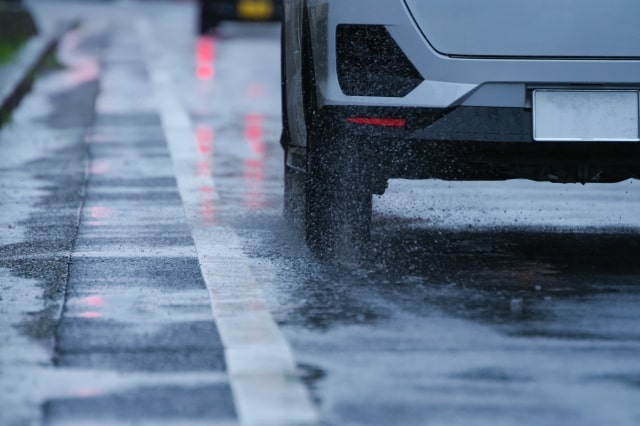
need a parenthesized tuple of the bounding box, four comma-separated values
(315, 105, 640, 184)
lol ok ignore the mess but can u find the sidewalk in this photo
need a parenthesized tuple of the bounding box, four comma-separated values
(0, 6, 72, 124)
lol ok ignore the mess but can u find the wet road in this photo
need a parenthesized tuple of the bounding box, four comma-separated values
(1, 1, 640, 425)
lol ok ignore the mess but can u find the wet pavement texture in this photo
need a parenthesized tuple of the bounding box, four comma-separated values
(1, 1, 640, 425)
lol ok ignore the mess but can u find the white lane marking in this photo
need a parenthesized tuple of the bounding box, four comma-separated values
(138, 21, 318, 426)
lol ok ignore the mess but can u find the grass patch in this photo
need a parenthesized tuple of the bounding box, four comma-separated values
(0, 37, 27, 65)
(0, 109, 13, 127)
(0, 6, 38, 64)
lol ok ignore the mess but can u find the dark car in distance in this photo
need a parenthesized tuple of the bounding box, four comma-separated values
(198, 0, 283, 33)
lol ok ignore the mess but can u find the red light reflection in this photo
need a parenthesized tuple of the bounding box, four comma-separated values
(243, 113, 266, 208)
(83, 296, 104, 307)
(196, 36, 216, 80)
(90, 207, 111, 220)
(89, 160, 110, 176)
(199, 186, 216, 225)
(247, 83, 265, 99)
(197, 159, 212, 178)
(59, 30, 100, 87)
(194, 124, 217, 226)
(87, 206, 113, 227)
(244, 114, 266, 155)
(78, 312, 102, 319)
(195, 125, 214, 155)
(74, 388, 103, 398)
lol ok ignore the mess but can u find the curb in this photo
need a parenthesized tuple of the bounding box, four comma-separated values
(0, 21, 75, 126)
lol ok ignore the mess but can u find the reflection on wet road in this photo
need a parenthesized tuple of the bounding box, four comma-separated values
(252, 227, 640, 425)
(369, 230, 640, 329)
(183, 19, 640, 426)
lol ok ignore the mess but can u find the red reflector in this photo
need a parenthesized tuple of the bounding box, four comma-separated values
(347, 117, 407, 128)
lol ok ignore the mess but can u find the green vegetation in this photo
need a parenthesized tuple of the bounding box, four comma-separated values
(0, 37, 27, 65)
(0, 4, 38, 64)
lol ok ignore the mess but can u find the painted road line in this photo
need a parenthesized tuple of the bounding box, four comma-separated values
(138, 21, 319, 426)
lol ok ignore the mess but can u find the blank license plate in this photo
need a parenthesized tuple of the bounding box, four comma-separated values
(533, 90, 640, 141)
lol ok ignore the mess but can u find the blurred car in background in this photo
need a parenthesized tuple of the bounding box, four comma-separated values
(198, 0, 283, 33)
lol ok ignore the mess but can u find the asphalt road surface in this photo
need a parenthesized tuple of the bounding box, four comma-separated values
(1, 1, 640, 425)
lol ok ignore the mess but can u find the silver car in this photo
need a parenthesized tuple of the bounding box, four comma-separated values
(281, 0, 640, 255)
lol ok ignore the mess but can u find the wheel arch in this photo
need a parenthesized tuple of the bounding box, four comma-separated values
(282, 0, 327, 150)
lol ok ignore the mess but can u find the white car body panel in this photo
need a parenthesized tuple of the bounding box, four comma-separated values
(287, 0, 640, 112)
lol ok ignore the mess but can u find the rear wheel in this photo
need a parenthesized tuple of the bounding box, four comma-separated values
(305, 122, 373, 258)
(283, 148, 305, 226)
(283, 18, 372, 258)
(282, 21, 301, 226)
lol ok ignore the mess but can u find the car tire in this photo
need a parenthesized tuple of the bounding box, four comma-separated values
(305, 123, 373, 258)
(283, 149, 305, 224)
(283, 16, 372, 259)
(282, 22, 301, 226)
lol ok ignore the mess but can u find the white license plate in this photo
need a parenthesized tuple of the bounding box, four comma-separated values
(533, 90, 640, 141)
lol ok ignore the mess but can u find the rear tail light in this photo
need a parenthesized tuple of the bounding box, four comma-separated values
(347, 117, 407, 128)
